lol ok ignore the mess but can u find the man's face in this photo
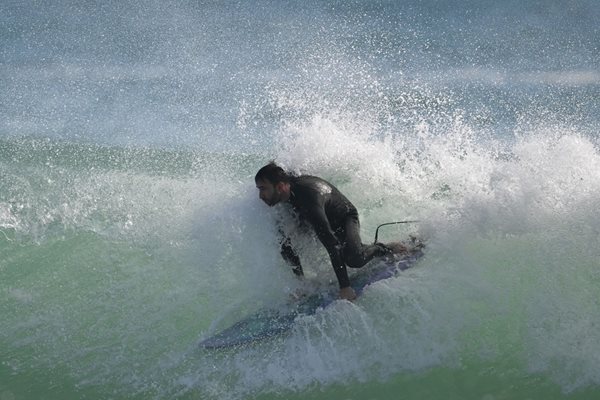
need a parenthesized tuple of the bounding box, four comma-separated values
(256, 179, 283, 206)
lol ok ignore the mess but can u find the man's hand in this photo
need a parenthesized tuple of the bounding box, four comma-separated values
(339, 286, 357, 301)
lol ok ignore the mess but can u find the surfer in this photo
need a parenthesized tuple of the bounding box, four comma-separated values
(255, 162, 407, 301)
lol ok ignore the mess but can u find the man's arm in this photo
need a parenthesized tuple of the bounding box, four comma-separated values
(279, 230, 303, 277)
(301, 202, 351, 289)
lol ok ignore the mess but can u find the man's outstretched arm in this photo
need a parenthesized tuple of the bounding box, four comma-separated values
(301, 203, 353, 292)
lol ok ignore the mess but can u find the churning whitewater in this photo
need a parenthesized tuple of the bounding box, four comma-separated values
(1, 1, 599, 399)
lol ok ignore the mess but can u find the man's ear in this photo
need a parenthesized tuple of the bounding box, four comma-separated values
(275, 182, 286, 192)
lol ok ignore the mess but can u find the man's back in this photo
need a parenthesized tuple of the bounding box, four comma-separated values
(288, 175, 357, 233)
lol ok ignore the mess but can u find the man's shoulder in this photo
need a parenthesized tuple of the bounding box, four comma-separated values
(294, 175, 330, 186)
(293, 175, 333, 192)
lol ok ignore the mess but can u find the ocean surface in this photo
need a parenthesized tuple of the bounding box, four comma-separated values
(1, 1, 600, 399)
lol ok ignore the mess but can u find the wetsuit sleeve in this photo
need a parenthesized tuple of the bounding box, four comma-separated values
(278, 230, 303, 277)
(301, 202, 350, 288)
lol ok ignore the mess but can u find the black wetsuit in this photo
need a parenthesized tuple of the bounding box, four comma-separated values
(279, 175, 385, 288)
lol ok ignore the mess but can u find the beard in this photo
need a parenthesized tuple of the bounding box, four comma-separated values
(263, 191, 282, 206)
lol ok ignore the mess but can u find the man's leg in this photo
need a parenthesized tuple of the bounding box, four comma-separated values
(341, 214, 386, 268)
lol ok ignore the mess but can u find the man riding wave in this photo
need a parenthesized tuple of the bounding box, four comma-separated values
(255, 162, 409, 300)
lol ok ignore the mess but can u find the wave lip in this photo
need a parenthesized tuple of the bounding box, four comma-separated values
(517, 70, 600, 86)
(426, 68, 600, 87)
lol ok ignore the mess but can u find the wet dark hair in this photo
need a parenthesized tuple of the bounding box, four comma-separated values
(255, 162, 291, 184)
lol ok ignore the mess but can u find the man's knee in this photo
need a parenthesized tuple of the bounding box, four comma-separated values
(344, 253, 365, 268)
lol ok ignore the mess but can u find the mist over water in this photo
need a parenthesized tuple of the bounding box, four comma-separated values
(1, 1, 600, 399)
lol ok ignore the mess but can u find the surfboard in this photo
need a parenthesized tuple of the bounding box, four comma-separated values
(199, 249, 424, 349)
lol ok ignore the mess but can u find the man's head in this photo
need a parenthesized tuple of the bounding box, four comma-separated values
(255, 162, 292, 206)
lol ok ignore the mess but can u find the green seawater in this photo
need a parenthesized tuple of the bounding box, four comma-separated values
(2, 1, 600, 396)
(2, 135, 600, 399)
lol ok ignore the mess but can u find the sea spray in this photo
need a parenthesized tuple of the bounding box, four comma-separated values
(2, 0, 600, 399)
